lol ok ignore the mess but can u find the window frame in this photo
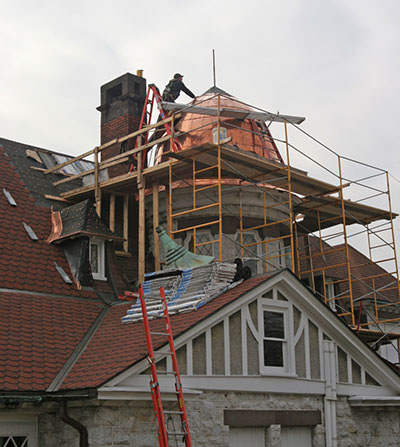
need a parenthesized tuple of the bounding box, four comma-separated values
(229, 427, 265, 446)
(0, 415, 37, 447)
(234, 231, 287, 275)
(258, 293, 295, 376)
(234, 230, 263, 275)
(89, 238, 107, 281)
(325, 280, 337, 312)
(184, 230, 217, 258)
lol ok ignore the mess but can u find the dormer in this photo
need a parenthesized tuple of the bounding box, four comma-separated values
(47, 199, 126, 296)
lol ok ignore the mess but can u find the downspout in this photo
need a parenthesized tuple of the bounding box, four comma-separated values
(323, 340, 338, 447)
(58, 401, 88, 447)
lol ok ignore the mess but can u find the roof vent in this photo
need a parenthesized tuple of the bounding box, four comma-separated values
(54, 262, 73, 284)
(3, 188, 17, 206)
(23, 222, 39, 241)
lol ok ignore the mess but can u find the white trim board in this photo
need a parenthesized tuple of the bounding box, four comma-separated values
(98, 374, 396, 399)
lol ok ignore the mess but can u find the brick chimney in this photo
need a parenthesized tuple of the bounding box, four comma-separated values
(97, 73, 146, 176)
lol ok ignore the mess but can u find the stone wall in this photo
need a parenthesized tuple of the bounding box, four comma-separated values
(36, 392, 400, 446)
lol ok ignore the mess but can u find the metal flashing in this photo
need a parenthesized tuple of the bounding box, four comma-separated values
(39, 151, 94, 176)
(2, 188, 16, 206)
(23, 222, 39, 241)
(54, 262, 73, 284)
(163, 102, 306, 124)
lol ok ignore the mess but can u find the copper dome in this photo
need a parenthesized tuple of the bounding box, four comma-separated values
(175, 86, 282, 162)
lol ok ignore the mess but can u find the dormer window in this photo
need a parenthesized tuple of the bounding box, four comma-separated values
(90, 239, 106, 280)
(212, 126, 227, 144)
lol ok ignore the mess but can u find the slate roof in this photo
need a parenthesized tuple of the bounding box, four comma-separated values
(0, 145, 105, 392)
(48, 198, 121, 243)
(0, 137, 85, 210)
(0, 147, 96, 298)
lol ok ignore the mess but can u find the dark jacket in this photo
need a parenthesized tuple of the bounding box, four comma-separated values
(162, 79, 195, 102)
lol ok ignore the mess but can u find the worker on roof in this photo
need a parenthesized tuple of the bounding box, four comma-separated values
(162, 73, 195, 103)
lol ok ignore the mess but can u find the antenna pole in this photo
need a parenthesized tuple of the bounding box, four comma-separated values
(212, 49, 216, 87)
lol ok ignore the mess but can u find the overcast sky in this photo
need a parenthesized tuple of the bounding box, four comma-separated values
(1, 0, 400, 250)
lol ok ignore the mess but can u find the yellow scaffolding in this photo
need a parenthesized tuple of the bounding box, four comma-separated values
(47, 93, 400, 335)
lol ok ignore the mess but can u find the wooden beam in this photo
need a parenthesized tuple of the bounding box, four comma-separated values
(52, 156, 129, 186)
(44, 194, 72, 203)
(44, 147, 95, 174)
(153, 182, 160, 271)
(138, 182, 145, 284)
(165, 183, 171, 237)
(44, 114, 181, 175)
(137, 136, 145, 284)
(96, 133, 179, 172)
(123, 195, 129, 252)
(30, 166, 47, 172)
(109, 193, 116, 232)
(55, 133, 178, 188)
(94, 146, 101, 216)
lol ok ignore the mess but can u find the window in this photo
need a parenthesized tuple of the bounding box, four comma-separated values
(259, 296, 294, 375)
(235, 231, 286, 275)
(0, 416, 37, 447)
(90, 239, 107, 280)
(378, 324, 400, 365)
(212, 126, 227, 144)
(263, 310, 287, 368)
(235, 231, 264, 275)
(185, 230, 217, 257)
(0, 436, 29, 446)
(229, 428, 264, 447)
(325, 281, 337, 312)
(281, 427, 312, 447)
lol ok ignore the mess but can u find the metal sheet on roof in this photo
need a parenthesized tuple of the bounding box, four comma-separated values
(39, 151, 94, 176)
(163, 102, 306, 124)
(54, 261, 73, 284)
(2, 188, 16, 206)
(23, 222, 39, 241)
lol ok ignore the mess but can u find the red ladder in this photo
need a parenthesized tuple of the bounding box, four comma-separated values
(139, 285, 192, 447)
(135, 84, 181, 170)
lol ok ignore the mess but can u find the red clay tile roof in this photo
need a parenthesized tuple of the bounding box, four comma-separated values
(0, 146, 271, 393)
(0, 146, 107, 392)
(0, 147, 96, 299)
(0, 291, 103, 391)
(61, 274, 271, 390)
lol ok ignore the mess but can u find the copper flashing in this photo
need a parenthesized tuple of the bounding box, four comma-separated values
(47, 210, 63, 243)
(174, 90, 283, 162)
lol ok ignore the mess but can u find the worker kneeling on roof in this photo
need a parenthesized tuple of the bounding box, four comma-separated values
(162, 73, 195, 103)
